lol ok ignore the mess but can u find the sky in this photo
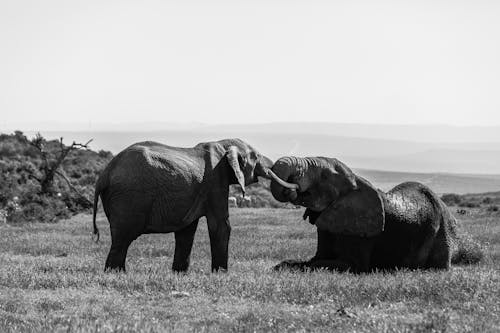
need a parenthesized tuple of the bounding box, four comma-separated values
(1, 1, 500, 129)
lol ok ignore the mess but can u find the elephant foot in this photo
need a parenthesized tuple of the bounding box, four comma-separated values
(172, 267, 189, 274)
(172, 261, 190, 273)
(273, 258, 357, 273)
(104, 265, 126, 273)
(308, 259, 360, 273)
(211, 266, 228, 273)
(273, 259, 311, 272)
(105, 238, 132, 273)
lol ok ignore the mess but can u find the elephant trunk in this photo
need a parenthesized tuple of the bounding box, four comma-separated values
(270, 156, 305, 202)
(254, 155, 299, 189)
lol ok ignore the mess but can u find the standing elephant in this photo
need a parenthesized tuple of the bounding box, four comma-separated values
(269, 156, 482, 272)
(92, 138, 290, 272)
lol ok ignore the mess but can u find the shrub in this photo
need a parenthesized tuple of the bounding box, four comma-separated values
(482, 197, 493, 204)
(441, 193, 462, 206)
(459, 201, 480, 208)
(8, 193, 71, 223)
(451, 231, 486, 265)
(487, 205, 499, 212)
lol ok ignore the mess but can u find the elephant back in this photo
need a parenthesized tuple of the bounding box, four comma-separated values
(102, 142, 206, 232)
(383, 182, 442, 229)
(111, 143, 205, 188)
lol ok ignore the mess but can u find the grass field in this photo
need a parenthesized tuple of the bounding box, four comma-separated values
(1, 208, 499, 332)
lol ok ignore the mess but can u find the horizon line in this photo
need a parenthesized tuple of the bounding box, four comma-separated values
(4, 120, 500, 131)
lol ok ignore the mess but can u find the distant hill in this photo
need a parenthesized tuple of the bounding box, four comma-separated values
(10, 121, 500, 143)
(199, 122, 500, 144)
(355, 169, 500, 194)
(8, 121, 500, 194)
(237, 169, 500, 197)
(21, 122, 500, 174)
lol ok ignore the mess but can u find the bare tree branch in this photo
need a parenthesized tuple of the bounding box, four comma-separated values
(54, 170, 92, 205)
(28, 133, 94, 194)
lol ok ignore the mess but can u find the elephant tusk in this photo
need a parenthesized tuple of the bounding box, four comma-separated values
(267, 169, 300, 190)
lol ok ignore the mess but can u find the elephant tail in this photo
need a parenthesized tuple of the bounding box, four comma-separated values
(449, 214, 485, 265)
(92, 174, 106, 243)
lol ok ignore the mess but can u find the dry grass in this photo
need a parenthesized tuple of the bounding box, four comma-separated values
(0, 208, 499, 332)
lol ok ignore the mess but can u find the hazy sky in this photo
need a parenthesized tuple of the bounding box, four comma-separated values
(1, 1, 500, 128)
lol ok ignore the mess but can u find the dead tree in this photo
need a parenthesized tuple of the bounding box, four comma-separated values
(29, 133, 93, 197)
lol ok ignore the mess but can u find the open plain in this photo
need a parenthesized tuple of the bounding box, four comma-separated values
(0, 208, 499, 332)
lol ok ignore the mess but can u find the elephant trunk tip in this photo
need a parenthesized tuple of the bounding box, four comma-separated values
(92, 229, 100, 243)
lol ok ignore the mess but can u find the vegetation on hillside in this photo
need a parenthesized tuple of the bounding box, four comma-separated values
(0, 131, 112, 223)
(441, 192, 500, 211)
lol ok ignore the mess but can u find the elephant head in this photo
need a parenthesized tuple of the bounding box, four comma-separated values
(269, 156, 385, 237)
(182, 138, 275, 224)
(217, 139, 274, 193)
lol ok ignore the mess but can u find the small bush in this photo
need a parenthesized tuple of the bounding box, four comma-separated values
(487, 205, 499, 212)
(8, 194, 71, 223)
(459, 201, 480, 208)
(482, 197, 493, 204)
(441, 193, 462, 206)
(451, 232, 485, 265)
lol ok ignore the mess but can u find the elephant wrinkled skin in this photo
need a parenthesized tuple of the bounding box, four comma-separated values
(270, 156, 482, 272)
(92, 138, 273, 273)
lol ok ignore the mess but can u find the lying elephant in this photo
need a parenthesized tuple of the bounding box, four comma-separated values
(269, 156, 482, 272)
(92, 138, 291, 272)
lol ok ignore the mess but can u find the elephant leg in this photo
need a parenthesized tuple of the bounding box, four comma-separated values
(312, 235, 374, 273)
(426, 227, 452, 269)
(314, 228, 337, 260)
(354, 238, 375, 272)
(104, 212, 143, 272)
(404, 225, 439, 269)
(105, 238, 133, 272)
(172, 219, 199, 272)
(275, 229, 339, 272)
(310, 252, 372, 273)
(206, 212, 231, 272)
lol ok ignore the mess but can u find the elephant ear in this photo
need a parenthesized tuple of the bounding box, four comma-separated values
(226, 146, 246, 194)
(314, 176, 385, 237)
